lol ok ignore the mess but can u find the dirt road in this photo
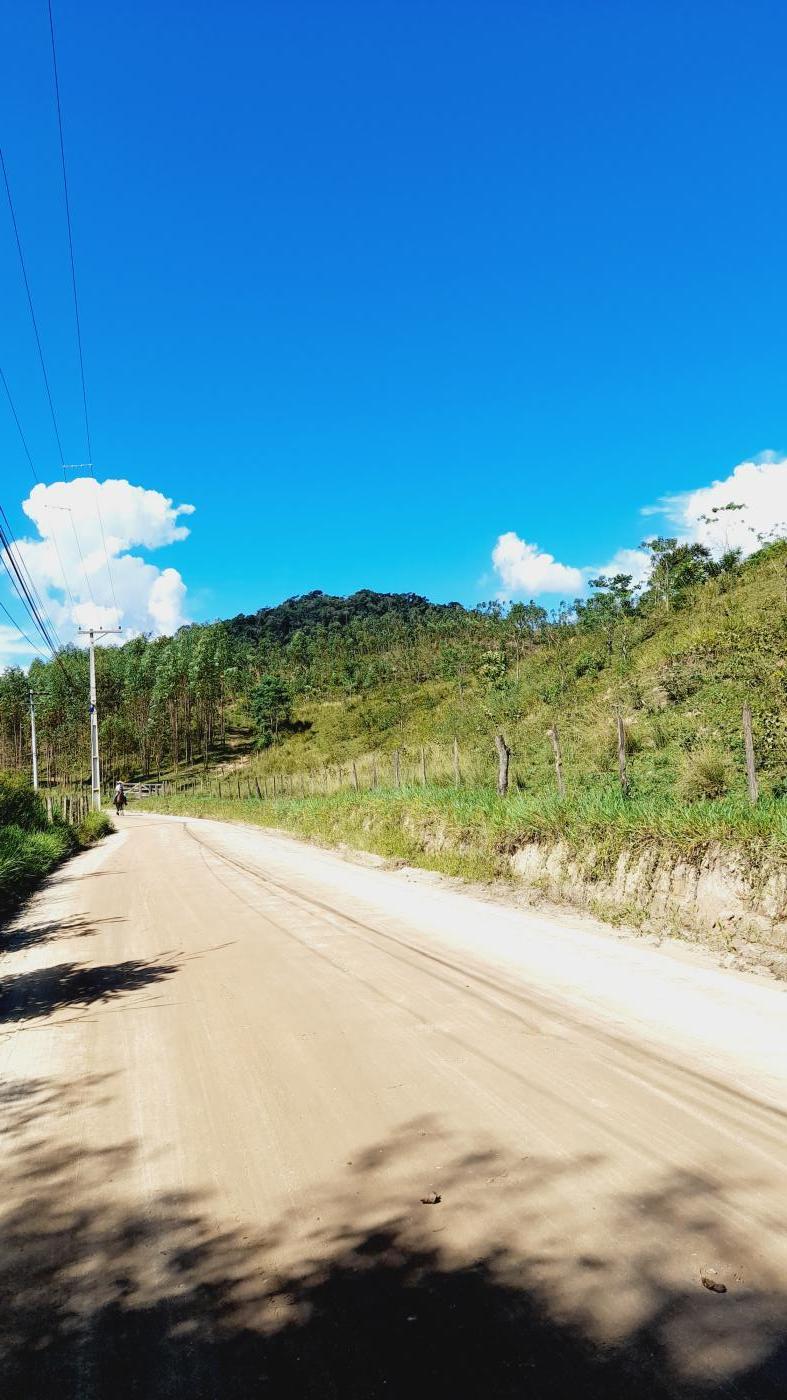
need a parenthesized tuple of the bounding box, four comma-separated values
(2, 810, 786, 1397)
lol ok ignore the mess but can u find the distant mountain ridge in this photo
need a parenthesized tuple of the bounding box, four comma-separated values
(226, 588, 465, 645)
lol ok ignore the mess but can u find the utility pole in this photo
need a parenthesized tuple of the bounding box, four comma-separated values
(29, 689, 39, 791)
(78, 626, 122, 810)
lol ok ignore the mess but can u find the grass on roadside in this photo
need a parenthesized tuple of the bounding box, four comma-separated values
(0, 824, 76, 917)
(0, 773, 115, 921)
(136, 782, 787, 884)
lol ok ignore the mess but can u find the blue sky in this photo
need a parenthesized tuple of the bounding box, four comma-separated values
(2, 0, 786, 656)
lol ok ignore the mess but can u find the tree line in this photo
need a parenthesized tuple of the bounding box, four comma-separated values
(0, 533, 757, 787)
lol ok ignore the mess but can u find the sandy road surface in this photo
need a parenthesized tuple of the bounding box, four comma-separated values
(1, 810, 786, 1398)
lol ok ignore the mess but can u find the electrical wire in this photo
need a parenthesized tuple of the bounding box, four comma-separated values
(43, 501, 96, 606)
(0, 512, 60, 654)
(0, 378, 82, 693)
(0, 510, 80, 696)
(0, 593, 49, 660)
(0, 365, 39, 482)
(38, 506, 77, 611)
(47, 0, 120, 619)
(0, 511, 62, 649)
(0, 145, 95, 609)
(0, 146, 66, 462)
(0, 363, 79, 610)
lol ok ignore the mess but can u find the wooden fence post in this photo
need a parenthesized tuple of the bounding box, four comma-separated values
(372, 755, 379, 788)
(393, 750, 401, 787)
(352, 760, 359, 791)
(255, 776, 262, 799)
(742, 704, 759, 804)
(547, 725, 566, 799)
(494, 734, 511, 796)
(616, 714, 629, 796)
(420, 746, 427, 786)
(452, 736, 461, 787)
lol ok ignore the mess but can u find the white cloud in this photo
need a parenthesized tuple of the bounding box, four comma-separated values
(0, 623, 39, 667)
(654, 455, 787, 555)
(492, 532, 584, 596)
(1, 477, 194, 665)
(588, 547, 651, 586)
(492, 454, 787, 601)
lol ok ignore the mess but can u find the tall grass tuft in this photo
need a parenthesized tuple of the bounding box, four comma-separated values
(677, 746, 734, 802)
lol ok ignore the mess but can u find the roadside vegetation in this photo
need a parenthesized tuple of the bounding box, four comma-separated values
(140, 783, 787, 884)
(3, 532, 787, 871)
(0, 774, 113, 919)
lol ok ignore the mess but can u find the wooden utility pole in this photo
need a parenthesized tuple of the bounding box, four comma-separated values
(742, 705, 759, 804)
(547, 724, 565, 798)
(494, 734, 511, 796)
(616, 714, 629, 795)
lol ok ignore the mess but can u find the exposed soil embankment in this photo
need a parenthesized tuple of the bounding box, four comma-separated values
(399, 812, 787, 977)
(510, 840, 787, 977)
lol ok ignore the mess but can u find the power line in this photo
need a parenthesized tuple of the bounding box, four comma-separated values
(0, 146, 95, 610)
(0, 363, 78, 610)
(0, 508, 80, 696)
(46, 0, 89, 463)
(0, 510, 61, 644)
(0, 593, 49, 660)
(0, 147, 65, 462)
(39, 506, 77, 610)
(0, 510, 60, 655)
(0, 365, 39, 482)
(47, 0, 120, 619)
(42, 501, 96, 606)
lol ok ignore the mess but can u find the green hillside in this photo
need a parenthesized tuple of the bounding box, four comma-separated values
(3, 538, 787, 865)
(226, 539, 787, 808)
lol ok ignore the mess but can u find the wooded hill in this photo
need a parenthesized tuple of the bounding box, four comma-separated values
(1, 536, 786, 807)
(226, 589, 463, 645)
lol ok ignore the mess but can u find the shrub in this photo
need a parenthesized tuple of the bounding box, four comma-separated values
(75, 811, 115, 846)
(574, 652, 604, 679)
(659, 659, 704, 703)
(677, 745, 734, 801)
(0, 772, 47, 831)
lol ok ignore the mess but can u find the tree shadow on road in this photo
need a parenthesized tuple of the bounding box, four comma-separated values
(0, 956, 179, 1024)
(0, 1081, 785, 1399)
(1, 914, 126, 956)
